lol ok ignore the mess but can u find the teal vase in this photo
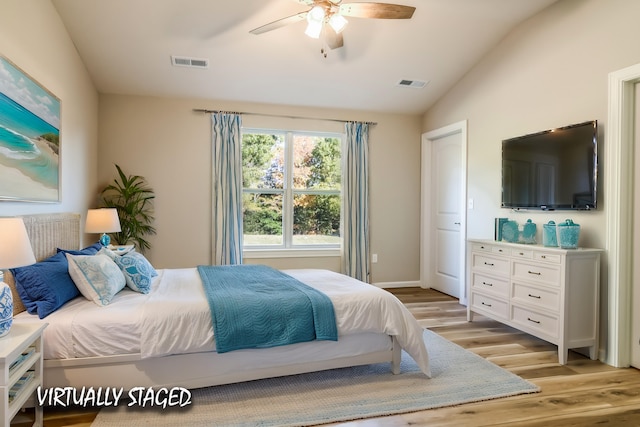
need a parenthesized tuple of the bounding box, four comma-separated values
(521, 219, 536, 244)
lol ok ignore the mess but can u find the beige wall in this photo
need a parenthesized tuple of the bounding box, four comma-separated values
(423, 0, 640, 248)
(422, 0, 640, 360)
(98, 95, 422, 284)
(0, 0, 98, 229)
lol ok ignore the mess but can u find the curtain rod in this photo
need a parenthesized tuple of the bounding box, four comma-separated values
(192, 108, 377, 126)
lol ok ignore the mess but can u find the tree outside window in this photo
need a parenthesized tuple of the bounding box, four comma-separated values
(242, 130, 342, 248)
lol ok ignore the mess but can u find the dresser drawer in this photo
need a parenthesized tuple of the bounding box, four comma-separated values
(511, 305, 558, 339)
(512, 282, 560, 311)
(472, 253, 510, 276)
(533, 252, 562, 264)
(491, 246, 509, 256)
(472, 243, 494, 252)
(512, 261, 561, 286)
(512, 248, 533, 259)
(471, 293, 508, 320)
(472, 273, 509, 297)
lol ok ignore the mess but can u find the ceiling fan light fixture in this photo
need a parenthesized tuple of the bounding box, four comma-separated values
(307, 5, 325, 24)
(305, 20, 323, 38)
(328, 14, 348, 34)
(305, 5, 325, 39)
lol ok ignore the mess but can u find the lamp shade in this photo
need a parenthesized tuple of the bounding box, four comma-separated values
(0, 217, 36, 338)
(85, 208, 122, 234)
(0, 218, 36, 270)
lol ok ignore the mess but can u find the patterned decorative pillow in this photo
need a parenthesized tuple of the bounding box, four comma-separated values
(113, 252, 157, 294)
(97, 247, 118, 261)
(66, 253, 126, 306)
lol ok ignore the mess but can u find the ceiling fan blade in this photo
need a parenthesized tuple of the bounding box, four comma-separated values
(249, 12, 307, 35)
(339, 3, 416, 19)
(292, 0, 342, 4)
(325, 25, 344, 49)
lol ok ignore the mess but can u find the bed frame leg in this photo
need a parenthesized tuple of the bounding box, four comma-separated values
(391, 336, 401, 374)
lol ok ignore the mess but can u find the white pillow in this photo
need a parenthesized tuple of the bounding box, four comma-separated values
(66, 253, 126, 306)
(96, 246, 118, 261)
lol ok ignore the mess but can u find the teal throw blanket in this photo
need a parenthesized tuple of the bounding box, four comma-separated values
(197, 265, 338, 353)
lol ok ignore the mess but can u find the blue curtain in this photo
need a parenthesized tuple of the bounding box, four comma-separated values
(343, 122, 370, 282)
(211, 113, 243, 265)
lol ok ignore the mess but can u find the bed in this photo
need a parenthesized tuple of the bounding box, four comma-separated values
(6, 212, 430, 391)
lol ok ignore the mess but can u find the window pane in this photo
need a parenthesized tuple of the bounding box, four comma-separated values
(242, 133, 285, 189)
(243, 192, 283, 245)
(293, 194, 341, 245)
(292, 135, 341, 190)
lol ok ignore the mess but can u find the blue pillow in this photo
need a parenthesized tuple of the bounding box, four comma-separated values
(10, 251, 80, 319)
(114, 252, 157, 294)
(57, 242, 102, 256)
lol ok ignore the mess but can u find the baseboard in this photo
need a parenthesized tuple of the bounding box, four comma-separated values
(373, 280, 423, 289)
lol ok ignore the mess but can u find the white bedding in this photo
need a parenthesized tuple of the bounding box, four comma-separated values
(14, 268, 430, 376)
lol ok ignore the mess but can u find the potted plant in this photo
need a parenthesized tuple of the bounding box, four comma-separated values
(100, 164, 156, 253)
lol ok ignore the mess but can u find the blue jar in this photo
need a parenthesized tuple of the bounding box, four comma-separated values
(521, 219, 536, 244)
(557, 219, 580, 249)
(543, 221, 558, 247)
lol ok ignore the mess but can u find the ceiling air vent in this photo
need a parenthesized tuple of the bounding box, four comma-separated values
(171, 56, 209, 69)
(397, 79, 428, 88)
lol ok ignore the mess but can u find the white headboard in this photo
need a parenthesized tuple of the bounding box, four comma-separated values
(19, 212, 81, 261)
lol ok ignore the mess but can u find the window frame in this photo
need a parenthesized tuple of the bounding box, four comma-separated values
(241, 127, 343, 258)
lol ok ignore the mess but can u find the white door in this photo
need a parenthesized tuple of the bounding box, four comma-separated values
(421, 121, 467, 301)
(632, 82, 640, 368)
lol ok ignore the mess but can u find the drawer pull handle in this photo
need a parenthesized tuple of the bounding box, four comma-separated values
(541, 255, 547, 259)
(482, 281, 493, 287)
(484, 262, 495, 266)
(527, 270, 541, 275)
(528, 294, 541, 299)
(519, 252, 524, 256)
(527, 317, 541, 324)
(481, 302, 492, 307)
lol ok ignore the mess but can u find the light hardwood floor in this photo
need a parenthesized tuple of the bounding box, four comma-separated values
(12, 288, 640, 426)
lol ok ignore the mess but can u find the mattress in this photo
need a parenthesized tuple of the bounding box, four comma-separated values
(14, 268, 430, 375)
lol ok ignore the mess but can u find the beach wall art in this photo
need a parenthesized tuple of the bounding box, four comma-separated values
(0, 55, 60, 202)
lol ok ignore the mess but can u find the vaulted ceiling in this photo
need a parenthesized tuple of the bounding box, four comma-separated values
(52, 0, 557, 114)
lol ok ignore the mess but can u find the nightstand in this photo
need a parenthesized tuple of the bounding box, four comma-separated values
(0, 323, 47, 427)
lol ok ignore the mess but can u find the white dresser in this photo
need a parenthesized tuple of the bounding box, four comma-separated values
(467, 239, 602, 364)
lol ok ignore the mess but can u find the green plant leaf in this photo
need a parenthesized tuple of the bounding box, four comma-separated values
(100, 164, 156, 253)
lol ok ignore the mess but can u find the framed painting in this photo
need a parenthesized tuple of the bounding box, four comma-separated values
(0, 55, 60, 202)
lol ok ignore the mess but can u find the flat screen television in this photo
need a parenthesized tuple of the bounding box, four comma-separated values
(501, 120, 597, 210)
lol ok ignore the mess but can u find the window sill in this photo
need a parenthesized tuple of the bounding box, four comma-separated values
(243, 248, 341, 259)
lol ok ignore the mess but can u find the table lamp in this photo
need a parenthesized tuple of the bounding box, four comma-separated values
(0, 218, 36, 337)
(85, 208, 121, 246)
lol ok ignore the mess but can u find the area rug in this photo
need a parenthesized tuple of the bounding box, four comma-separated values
(91, 330, 539, 426)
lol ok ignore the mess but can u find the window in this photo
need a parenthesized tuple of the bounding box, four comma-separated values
(242, 129, 342, 251)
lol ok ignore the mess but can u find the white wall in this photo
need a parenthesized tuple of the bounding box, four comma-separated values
(422, 0, 640, 361)
(0, 0, 98, 235)
(98, 94, 423, 284)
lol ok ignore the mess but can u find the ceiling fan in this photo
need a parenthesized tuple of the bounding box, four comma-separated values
(250, 1, 416, 52)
